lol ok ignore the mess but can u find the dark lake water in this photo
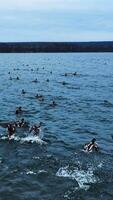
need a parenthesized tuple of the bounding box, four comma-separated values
(0, 53, 113, 200)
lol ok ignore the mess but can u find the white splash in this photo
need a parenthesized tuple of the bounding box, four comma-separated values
(26, 171, 37, 175)
(56, 166, 97, 190)
(0, 135, 46, 145)
(0, 135, 20, 141)
(38, 170, 47, 174)
(21, 169, 47, 175)
(32, 156, 40, 160)
(97, 162, 103, 168)
(20, 135, 45, 145)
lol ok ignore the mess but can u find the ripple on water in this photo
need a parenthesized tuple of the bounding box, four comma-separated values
(0, 53, 113, 200)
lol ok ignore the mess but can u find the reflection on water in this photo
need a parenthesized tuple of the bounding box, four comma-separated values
(0, 53, 113, 200)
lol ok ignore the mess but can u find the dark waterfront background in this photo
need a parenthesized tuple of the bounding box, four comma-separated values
(0, 42, 113, 53)
(0, 53, 113, 200)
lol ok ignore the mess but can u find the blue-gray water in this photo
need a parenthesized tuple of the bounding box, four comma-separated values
(0, 53, 113, 200)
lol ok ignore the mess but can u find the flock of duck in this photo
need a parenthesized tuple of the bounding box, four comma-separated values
(0, 66, 99, 152)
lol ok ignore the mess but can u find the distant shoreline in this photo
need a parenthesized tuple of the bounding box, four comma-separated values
(0, 41, 113, 53)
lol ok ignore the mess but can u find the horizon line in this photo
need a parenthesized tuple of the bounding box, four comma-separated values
(0, 41, 113, 43)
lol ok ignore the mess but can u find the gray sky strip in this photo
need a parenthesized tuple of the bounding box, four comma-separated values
(0, 0, 113, 41)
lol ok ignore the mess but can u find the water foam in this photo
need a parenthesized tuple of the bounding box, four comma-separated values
(56, 166, 97, 190)
(26, 171, 37, 175)
(20, 135, 45, 145)
(0, 135, 20, 141)
(21, 169, 47, 175)
(0, 135, 46, 145)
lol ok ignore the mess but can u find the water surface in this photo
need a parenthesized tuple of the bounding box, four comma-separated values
(0, 53, 113, 200)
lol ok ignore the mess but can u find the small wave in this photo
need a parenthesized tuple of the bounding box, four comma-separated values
(103, 100, 113, 107)
(20, 171, 37, 175)
(67, 86, 80, 90)
(0, 135, 46, 145)
(97, 162, 103, 168)
(0, 135, 20, 141)
(56, 166, 97, 190)
(32, 156, 40, 160)
(20, 135, 46, 145)
(21, 169, 47, 175)
(26, 171, 37, 175)
(38, 170, 47, 174)
(0, 156, 3, 164)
